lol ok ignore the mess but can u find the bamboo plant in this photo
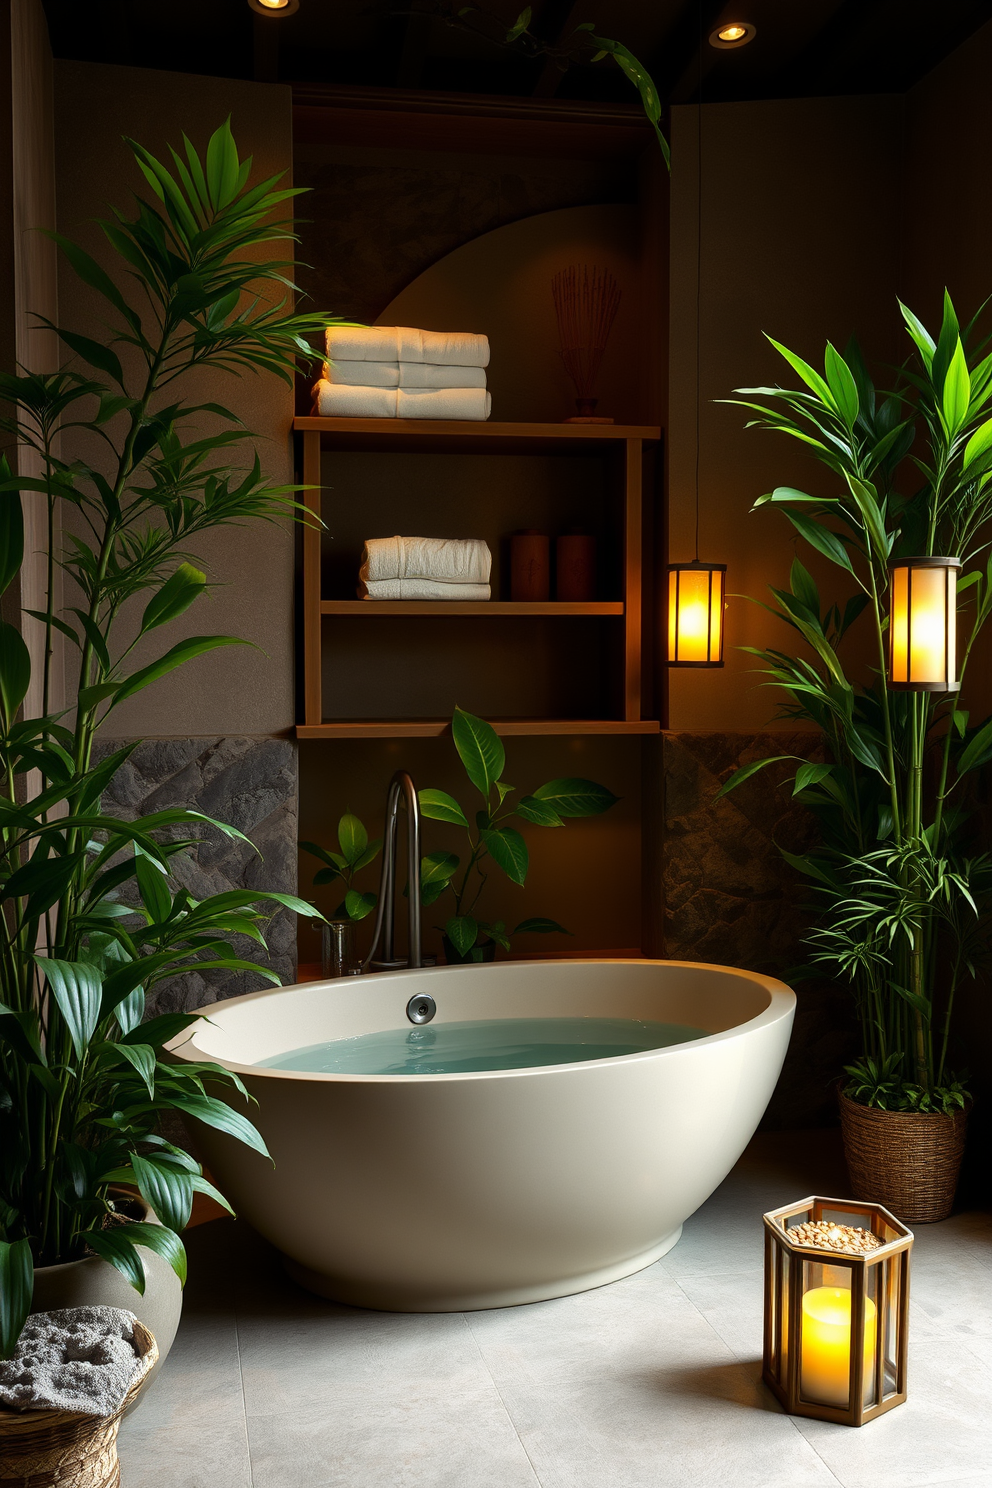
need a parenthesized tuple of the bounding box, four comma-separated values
(0, 120, 338, 1356)
(720, 294, 992, 1115)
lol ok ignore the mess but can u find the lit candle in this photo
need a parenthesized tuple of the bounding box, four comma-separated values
(800, 1287, 876, 1407)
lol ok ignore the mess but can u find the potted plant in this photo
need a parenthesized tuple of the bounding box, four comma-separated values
(0, 120, 335, 1361)
(720, 294, 992, 1221)
(419, 707, 618, 961)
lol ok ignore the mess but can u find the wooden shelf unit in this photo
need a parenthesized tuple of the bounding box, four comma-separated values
(297, 417, 661, 739)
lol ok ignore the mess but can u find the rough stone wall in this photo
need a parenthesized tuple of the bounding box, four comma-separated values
(663, 732, 858, 1127)
(95, 736, 299, 1014)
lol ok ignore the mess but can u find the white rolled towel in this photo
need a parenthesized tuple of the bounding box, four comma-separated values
(323, 360, 488, 389)
(361, 537, 491, 586)
(314, 381, 491, 422)
(326, 325, 490, 367)
(360, 578, 491, 601)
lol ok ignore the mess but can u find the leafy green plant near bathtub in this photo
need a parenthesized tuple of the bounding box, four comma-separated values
(420, 707, 619, 960)
(719, 293, 992, 1116)
(302, 814, 382, 921)
(0, 120, 336, 1357)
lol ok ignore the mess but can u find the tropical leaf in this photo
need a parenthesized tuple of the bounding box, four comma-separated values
(35, 958, 102, 1061)
(445, 915, 478, 957)
(418, 789, 470, 828)
(480, 826, 529, 886)
(531, 778, 619, 817)
(131, 1153, 194, 1233)
(451, 707, 505, 797)
(338, 812, 368, 866)
(0, 1240, 34, 1359)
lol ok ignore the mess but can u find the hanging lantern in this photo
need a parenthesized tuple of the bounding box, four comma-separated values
(667, 561, 726, 667)
(762, 1196, 913, 1427)
(888, 557, 960, 692)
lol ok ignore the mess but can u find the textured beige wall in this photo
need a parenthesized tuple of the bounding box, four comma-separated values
(53, 61, 297, 736)
(667, 95, 905, 732)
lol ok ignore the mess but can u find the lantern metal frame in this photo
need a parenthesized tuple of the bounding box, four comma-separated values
(887, 555, 960, 693)
(666, 560, 726, 668)
(762, 1195, 913, 1427)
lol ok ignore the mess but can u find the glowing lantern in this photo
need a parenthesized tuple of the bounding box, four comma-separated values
(667, 561, 726, 667)
(763, 1196, 913, 1426)
(888, 557, 960, 692)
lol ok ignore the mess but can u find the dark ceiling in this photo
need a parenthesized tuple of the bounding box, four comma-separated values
(42, 0, 992, 107)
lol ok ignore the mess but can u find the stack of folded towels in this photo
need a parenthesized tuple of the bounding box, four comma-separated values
(359, 536, 492, 601)
(314, 326, 492, 421)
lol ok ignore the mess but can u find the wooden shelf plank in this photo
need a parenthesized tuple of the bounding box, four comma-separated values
(320, 600, 623, 616)
(297, 719, 661, 739)
(294, 416, 660, 440)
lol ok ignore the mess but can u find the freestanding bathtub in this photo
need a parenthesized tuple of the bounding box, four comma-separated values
(168, 958, 794, 1311)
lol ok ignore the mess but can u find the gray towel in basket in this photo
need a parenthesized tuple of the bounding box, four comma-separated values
(0, 1306, 143, 1416)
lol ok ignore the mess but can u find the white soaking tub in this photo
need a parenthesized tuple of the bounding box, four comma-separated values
(168, 958, 795, 1311)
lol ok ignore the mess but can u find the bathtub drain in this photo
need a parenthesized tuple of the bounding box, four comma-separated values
(406, 993, 437, 1025)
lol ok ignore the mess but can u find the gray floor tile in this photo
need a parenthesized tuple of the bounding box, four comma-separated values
(246, 1382, 541, 1488)
(118, 1313, 251, 1488)
(795, 1340, 992, 1488)
(497, 1368, 841, 1488)
(467, 1264, 711, 1388)
(238, 1307, 492, 1413)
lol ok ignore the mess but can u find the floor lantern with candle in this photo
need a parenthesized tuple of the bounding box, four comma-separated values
(762, 1196, 913, 1426)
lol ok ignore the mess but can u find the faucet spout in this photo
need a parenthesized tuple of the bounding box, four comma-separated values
(364, 770, 422, 971)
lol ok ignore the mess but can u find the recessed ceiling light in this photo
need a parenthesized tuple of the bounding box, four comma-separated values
(709, 21, 756, 48)
(248, 0, 299, 15)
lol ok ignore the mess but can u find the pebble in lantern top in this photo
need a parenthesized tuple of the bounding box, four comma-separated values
(762, 1196, 913, 1426)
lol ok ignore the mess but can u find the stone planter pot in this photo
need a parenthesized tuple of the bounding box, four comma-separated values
(442, 935, 497, 965)
(838, 1087, 970, 1223)
(0, 1319, 157, 1485)
(31, 1192, 182, 1404)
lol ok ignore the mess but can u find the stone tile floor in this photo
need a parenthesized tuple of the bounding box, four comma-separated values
(118, 1129, 992, 1488)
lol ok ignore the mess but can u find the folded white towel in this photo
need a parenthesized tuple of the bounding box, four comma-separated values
(326, 326, 490, 368)
(360, 578, 491, 601)
(314, 381, 491, 422)
(323, 360, 488, 390)
(360, 537, 491, 586)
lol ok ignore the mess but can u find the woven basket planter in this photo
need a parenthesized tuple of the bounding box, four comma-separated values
(0, 1319, 157, 1487)
(838, 1087, 969, 1223)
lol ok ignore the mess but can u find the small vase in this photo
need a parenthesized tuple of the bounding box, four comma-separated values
(442, 935, 497, 965)
(837, 1087, 970, 1223)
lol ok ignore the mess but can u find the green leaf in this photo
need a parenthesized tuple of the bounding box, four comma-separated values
(789, 559, 820, 617)
(962, 415, 992, 469)
(531, 778, 619, 817)
(480, 826, 529, 885)
(0, 621, 31, 724)
(421, 851, 459, 888)
(445, 915, 478, 957)
(131, 1153, 193, 1233)
(899, 299, 935, 367)
(121, 1012, 198, 1048)
(777, 848, 834, 885)
(766, 335, 838, 412)
(36, 957, 102, 1060)
(135, 848, 172, 924)
(478, 919, 511, 951)
(451, 707, 505, 797)
(0, 474, 23, 601)
(942, 338, 971, 436)
(515, 795, 564, 827)
(169, 1092, 270, 1158)
(140, 563, 207, 633)
(0, 1239, 34, 1359)
(715, 756, 793, 798)
(55, 328, 124, 385)
(118, 1221, 188, 1286)
(784, 510, 856, 575)
(506, 5, 531, 40)
(793, 762, 832, 795)
(344, 889, 376, 921)
(338, 812, 368, 866)
(958, 718, 992, 775)
(112, 635, 247, 704)
(190, 1173, 235, 1217)
(513, 917, 570, 935)
(109, 1040, 156, 1095)
(418, 789, 470, 829)
(824, 342, 859, 426)
(80, 1227, 145, 1293)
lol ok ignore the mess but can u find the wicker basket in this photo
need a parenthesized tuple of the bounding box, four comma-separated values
(0, 1319, 157, 1487)
(838, 1087, 970, 1223)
